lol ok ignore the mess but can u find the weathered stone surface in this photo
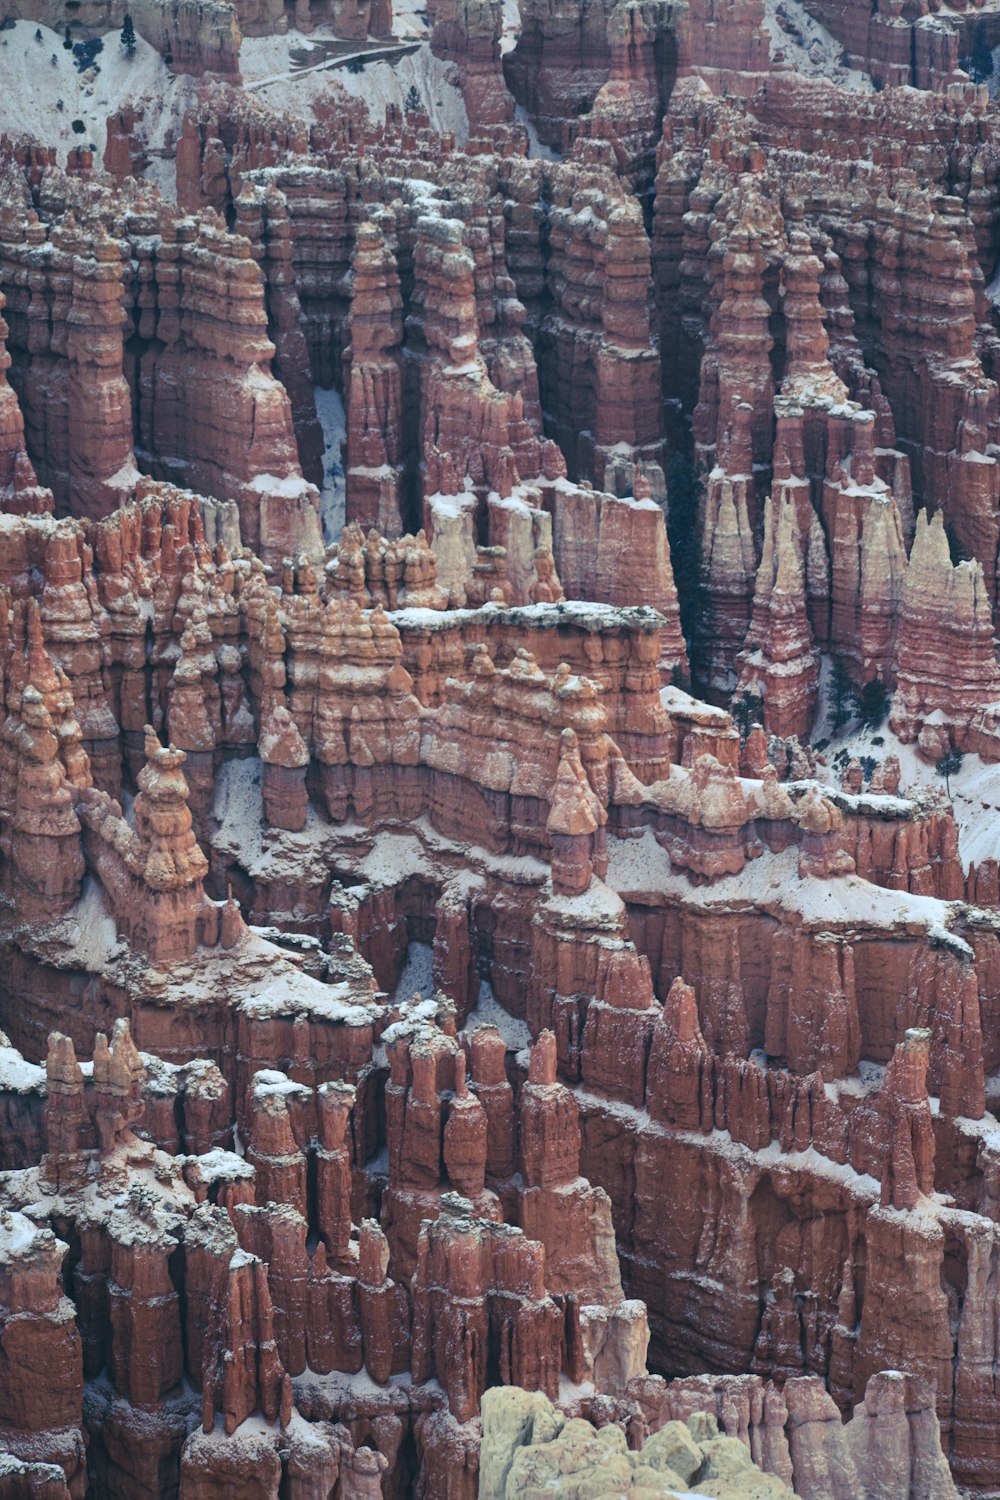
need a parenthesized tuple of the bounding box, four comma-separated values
(3, 16, 1000, 1500)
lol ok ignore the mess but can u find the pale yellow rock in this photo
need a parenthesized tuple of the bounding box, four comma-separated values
(480, 1387, 800, 1500)
(642, 1421, 704, 1485)
(504, 1419, 633, 1500)
(479, 1386, 565, 1500)
(693, 1435, 797, 1500)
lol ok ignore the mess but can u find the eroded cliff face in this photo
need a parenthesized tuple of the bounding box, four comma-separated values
(3, 0, 1000, 1494)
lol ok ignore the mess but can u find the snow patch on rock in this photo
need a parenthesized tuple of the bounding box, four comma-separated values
(392, 941, 436, 1004)
(0, 19, 196, 171)
(463, 977, 532, 1051)
(812, 683, 1000, 874)
(239, 33, 468, 142)
(762, 0, 873, 89)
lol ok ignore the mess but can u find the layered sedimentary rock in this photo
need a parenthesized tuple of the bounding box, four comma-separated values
(889, 509, 1000, 758)
(343, 222, 406, 537)
(0, 480, 996, 1494)
(5, 3, 1000, 1496)
(480, 1372, 959, 1500)
(431, 0, 514, 132)
(0, 168, 322, 566)
(0, 292, 53, 517)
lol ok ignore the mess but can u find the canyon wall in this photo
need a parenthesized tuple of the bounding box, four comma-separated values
(1, 0, 1000, 1493)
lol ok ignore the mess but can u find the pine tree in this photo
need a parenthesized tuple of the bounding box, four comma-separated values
(857, 677, 890, 731)
(936, 749, 964, 798)
(404, 84, 421, 114)
(961, 25, 994, 83)
(666, 452, 707, 663)
(826, 660, 859, 736)
(730, 690, 763, 740)
(120, 12, 136, 56)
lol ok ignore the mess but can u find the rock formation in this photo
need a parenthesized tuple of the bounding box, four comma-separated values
(3, 2, 1000, 1496)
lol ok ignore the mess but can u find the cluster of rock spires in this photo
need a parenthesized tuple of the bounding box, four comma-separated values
(5, 0, 1000, 1492)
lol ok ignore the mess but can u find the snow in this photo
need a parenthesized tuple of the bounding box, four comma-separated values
(250, 927, 324, 957)
(754, 1139, 880, 1198)
(0, 19, 197, 174)
(187, 1148, 255, 1184)
(983, 261, 1000, 307)
(314, 384, 347, 542)
(214, 758, 355, 891)
(214, 757, 267, 867)
(544, 879, 625, 926)
(606, 832, 969, 950)
(212, 757, 542, 913)
(248, 471, 314, 498)
(426, 489, 476, 521)
(238, 960, 376, 1027)
(604, 826, 673, 894)
(245, 39, 423, 89)
(514, 102, 560, 161)
(388, 598, 662, 633)
(0, 1209, 47, 1257)
(810, 680, 1000, 874)
(211, 773, 394, 1025)
(393, 0, 432, 39)
(0, 1043, 45, 1096)
(364, 1143, 389, 1174)
(194, 1410, 279, 1447)
(576, 1086, 883, 1200)
(381, 997, 441, 1042)
(294, 1363, 408, 1399)
(392, 940, 436, 1004)
(238, 32, 468, 143)
(0, 1458, 66, 1482)
(761, 0, 873, 89)
(105, 457, 142, 490)
(558, 1375, 596, 1403)
(357, 829, 430, 887)
(345, 816, 547, 893)
(42, 877, 122, 970)
(462, 977, 532, 1051)
(500, 0, 520, 54)
(253, 1068, 313, 1099)
(828, 1058, 885, 1101)
(947, 1108, 1000, 1157)
(660, 684, 732, 725)
(0, 512, 61, 536)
